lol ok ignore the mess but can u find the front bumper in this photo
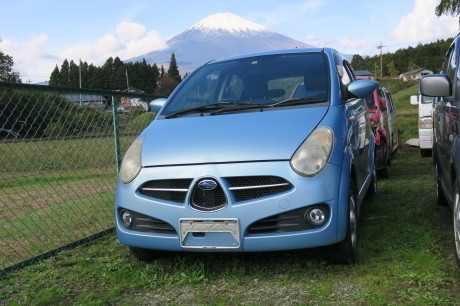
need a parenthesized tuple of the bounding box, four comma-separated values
(419, 128, 433, 149)
(115, 161, 348, 252)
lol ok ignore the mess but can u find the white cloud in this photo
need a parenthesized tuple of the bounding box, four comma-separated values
(338, 38, 368, 49)
(390, 0, 458, 43)
(116, 21, 147, 42)
(2, 34, 60, 83)
(3, 21, 167, 83)
(305, 33, 317, 40)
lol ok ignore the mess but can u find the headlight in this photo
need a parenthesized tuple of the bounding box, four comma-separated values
(290, 127, 334, 176)
(419, 117, 433, 129)
(120, 138, 143, 184)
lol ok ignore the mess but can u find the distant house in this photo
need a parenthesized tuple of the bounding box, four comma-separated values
(120, 87, 148, 111)
(61, 94, 106, 109)
(354, 70, 373, 77)
(399, 68, 433, 82)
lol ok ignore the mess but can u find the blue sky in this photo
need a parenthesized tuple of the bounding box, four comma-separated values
(1, 0, 458, 82)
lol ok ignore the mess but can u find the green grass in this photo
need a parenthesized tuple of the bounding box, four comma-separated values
(1, 81, 459, 304)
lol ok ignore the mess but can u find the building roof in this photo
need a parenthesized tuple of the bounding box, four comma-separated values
(353, 70, 373, 76)
(400, 68, 432, 75)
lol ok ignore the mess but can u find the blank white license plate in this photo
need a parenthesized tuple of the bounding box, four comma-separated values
(179, 218, 240, 249)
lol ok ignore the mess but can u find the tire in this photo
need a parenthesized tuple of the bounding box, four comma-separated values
(436, 164, 448, 206)
(376, 144, 390, 179)
(329, 180, 358, 264)
(453, 182, 460, 267)
(421, 149, 432, 157)
(129, 246, 158, 262)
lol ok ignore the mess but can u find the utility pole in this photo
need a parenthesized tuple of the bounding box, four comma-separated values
(125, 69, 130, 91)
(377, 42, 386, 79)
(79, 59, 82, 106)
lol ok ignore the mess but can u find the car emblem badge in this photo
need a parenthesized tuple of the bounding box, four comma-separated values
(198, 179, 217, 191)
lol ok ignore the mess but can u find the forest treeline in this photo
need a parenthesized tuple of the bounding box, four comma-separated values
(48, 53, 185, 96)
(351, 37, 454, 77)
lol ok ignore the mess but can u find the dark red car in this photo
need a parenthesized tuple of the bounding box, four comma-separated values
(357, 76, 391, 178)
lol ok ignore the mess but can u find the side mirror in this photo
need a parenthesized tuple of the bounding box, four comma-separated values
(410, 95, 418, 105)
(420, 74, 451, 97)
(379, 97, 387, 111)
(347, 79, 378, 99)
(149, 98, 167, 114)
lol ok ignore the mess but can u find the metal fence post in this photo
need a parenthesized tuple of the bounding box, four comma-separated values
(112, 96, 121, 172)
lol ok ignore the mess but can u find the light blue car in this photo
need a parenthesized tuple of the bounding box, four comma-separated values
(116, 48, 378, 264)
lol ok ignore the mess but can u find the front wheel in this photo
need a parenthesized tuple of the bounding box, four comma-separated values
(329, 180, 358, 264)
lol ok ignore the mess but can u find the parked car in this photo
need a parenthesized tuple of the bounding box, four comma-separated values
(410, 94, 434, 157)
(419, 36, 460, 267)
(357, 76, 391, 178)
(380, 87, 400, 156)
(116, 48, 378, 264)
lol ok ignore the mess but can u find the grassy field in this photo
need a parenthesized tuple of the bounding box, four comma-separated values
(1, 79, 459, 304)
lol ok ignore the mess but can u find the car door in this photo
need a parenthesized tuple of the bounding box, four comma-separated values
(385, 90, 399, 153)
(337, 56, 371, 194)
(436, 43, 460, 200)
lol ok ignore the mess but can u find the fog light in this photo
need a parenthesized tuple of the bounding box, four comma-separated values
(305, 207, 327, 226)
(120, 210, 133, 227)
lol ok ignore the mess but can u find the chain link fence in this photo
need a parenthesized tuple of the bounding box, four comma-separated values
(0, 82, 161, 275)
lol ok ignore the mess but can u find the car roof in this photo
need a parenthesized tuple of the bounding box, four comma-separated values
(207, 48, 333, 65)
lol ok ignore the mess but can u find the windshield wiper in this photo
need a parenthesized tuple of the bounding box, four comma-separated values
(165, 102, 254, 119)
(270, 97, 327, 107)
(209, 102, 271, 115)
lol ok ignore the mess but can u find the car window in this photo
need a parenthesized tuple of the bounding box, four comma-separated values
(442, 45, 457, 103)
(161, 52, 330, 116)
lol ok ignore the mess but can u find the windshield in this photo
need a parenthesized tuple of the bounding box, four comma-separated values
(161, 52, 329, 117)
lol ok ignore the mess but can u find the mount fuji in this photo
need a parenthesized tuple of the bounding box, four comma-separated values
(127, 13, 315, 72)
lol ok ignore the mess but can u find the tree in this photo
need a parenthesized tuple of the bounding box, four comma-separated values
(60, 59, 70, 86)
(351, 54, 366, 70)
(157, 76, 178, 96)
(68, 60, 80, 87)
(386, 60, 398, 77)
(167, 53, 181, 82)
(435, 0, 460, 16)
(0, 50, 21, 83)
(49, 65, 60, 86)
(160, 65, 165, 78)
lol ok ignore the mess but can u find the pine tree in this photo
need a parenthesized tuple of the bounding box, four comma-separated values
(160, 65, 165, 78)
(60, 59, 70, 86)
(49, 65, 61, 86)
(68, 60, 79, 87)
(167, 53, 181, 82)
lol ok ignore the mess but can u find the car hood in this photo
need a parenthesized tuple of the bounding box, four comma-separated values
(141, 107, 329, 167)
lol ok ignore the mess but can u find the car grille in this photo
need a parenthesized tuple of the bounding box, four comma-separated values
(190, 178, 227, 211)
(225, 176, 292, 202)
(138, 176, 293, 211)
(139, 179, 193, 203)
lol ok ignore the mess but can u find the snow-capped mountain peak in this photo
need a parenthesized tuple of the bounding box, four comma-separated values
(127, 12, 315, 73)
(188, 12, 271, 36)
